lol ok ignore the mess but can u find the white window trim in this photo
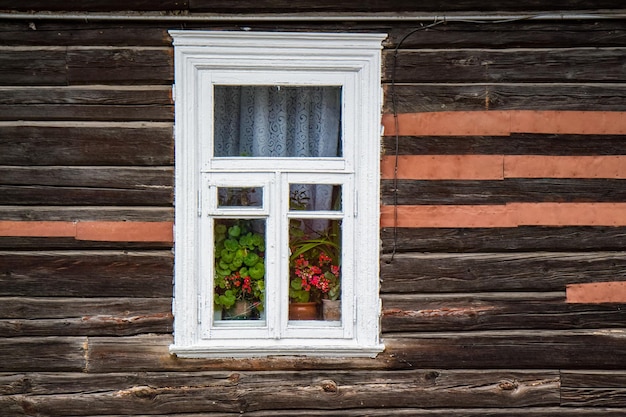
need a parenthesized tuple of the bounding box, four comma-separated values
(169, 30, 385, 358)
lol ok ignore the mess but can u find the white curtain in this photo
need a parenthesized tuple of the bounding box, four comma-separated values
(214, 86, 341, 221)
(213, 86, 341, 158)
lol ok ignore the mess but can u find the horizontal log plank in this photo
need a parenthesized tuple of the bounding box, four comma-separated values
(382, 292, 626, 332)
(381, 227, 626, 252)
(381, 134, 626, 156)
(0, 206, 173, 221)
(0, 166, 173, 206)
(0, 296, 173, 337)
(0, 21, 175, 47)
(0, 47, 172, 86)
(383, 48, 626, 83)
(0, 337, 85, 372)
(561, 371, 626, 407)
(0, 370, 559, 414)
(0, 86, 172, 121)
(67, 48, 173, 84)
(0, 297, 172, 319)
(188, 0, 626, 12)
(0, 315, 172, 337)
(0, 124, 173, 166)
(0, 48, 66, 85)
(380, 252, 626, 292)
(0, 236, 173, 250)
(383, 83, 626, 113)
(83, 331, 626, 371)
(2, 1, 188, 11)
(381, 179, 626, 205)
(383, 330, 626, 370)
(0, 251, 173, 297)
(385, 21, 626, 49)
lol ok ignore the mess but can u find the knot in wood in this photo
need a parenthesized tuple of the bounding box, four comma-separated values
(498, 380, 518, 391)
(320, 379, 338, 393)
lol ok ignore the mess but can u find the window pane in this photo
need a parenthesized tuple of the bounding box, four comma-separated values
(289, 184, 341, 211)
(217, 187, 263, 208)
(288, 218, 341, 321)
(214, 86, 342, 158)
(213, 219, 266, 322)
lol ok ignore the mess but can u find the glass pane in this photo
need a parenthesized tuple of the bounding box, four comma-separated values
(217, 187, 262, 208)
(214, 85, 342, 158)
(288, 218, 341, 321)
(289, 184, 341, 211)
(213, 219, 266, 321)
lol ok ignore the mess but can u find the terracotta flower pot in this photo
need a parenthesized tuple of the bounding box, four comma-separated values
(289, 302, 319, 320)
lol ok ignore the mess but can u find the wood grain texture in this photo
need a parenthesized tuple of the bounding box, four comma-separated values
(384, 83, 626, 113)
(0, 206, 173, 221)
(384, 48, 626, 83)
(0, 370, 560, 414)
(382, 134, 626, 156)
(1, 0, 189, 11)
(0, 124, 173, 166)
(0, 166, 173, 206)
(380, 252, 626, 293)
(0, 86, 173, 121)
(0, 251, 173, 297)
(82, 331, 626, 371)
(382, 293, 626, 332)
(382, 179, 626, 205)
(380, 227, 626, 252)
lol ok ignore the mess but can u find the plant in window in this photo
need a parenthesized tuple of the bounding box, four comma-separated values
(289, 216, 341, 320)
(214, 219, 265, 319)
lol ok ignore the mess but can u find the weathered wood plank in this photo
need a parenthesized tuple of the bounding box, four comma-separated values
(381, 134, 626, 156)
(0, 166, 173, 206)
(383, 330, 626, 370)
(0, 48, 66, 85)
(0, 370, 560, 415)
(189, 0, 626, 12)
(382, 293, 626, 332)
(383, 83, 626, 113)
(381, 227, 626, 252)
(381, 252, 626, 292)
(0, 251, 173, 297)
(0, 337, 86, 372)
(0, 86, 172, 122)
(0, 124, 173, 166)
(381, 179, 626, 205)
(384, 48, 626, 83)
(0, 297, 173, 337)
(561, 371, 626, 407)
(0, 206, 173, 222)
(0, 236, 173, 250)
(385, 21, 626, 49)
(84, 331, 626, 371)
(0, 297, 171, 319)
(1, 0, 188, 11)
(66, 47, 173, 84)
(0, 21, 175, 47)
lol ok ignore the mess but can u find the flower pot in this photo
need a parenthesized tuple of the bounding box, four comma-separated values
(289, 302, 319, 320)
(322, 299, 341, 321)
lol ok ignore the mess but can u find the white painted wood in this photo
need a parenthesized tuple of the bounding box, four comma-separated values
(169, 30, 385, 358)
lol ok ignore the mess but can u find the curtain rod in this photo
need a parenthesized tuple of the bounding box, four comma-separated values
(1, 11, 625, 22)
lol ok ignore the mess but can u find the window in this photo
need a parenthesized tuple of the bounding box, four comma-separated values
(169, 31, 385, 357)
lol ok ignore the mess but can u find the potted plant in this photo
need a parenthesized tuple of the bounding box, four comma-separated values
(289, 222, 341, 320)
(213, 219, 265, 320)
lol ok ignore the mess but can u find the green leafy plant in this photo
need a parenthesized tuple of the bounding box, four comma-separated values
(213, 219, 265, 315)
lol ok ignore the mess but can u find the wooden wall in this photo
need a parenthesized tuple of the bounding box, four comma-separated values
(1, 3, 626, 415)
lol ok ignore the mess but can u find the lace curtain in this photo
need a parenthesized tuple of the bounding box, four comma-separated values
(213, 85, 341, 226)
(213, 86, 341, 158)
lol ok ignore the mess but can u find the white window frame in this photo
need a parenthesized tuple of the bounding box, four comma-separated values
(169, 30, 385, 358)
